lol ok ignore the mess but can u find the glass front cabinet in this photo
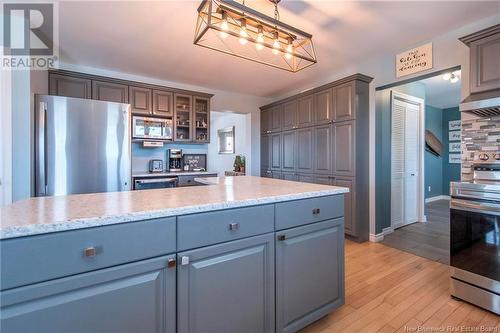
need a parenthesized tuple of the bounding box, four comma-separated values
(194, 96, 210, 143)
(174, 94, 211, 143)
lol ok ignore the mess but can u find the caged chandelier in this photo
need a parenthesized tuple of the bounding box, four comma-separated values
(194, 0, 317, 72)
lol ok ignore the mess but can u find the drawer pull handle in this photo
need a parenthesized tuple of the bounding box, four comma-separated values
(83, 247, 98, 258)
(312, 208, 321, 215)
(167, 258, 176, 268)
(229, 223, 240, 231)
(277, 234, 286, 241)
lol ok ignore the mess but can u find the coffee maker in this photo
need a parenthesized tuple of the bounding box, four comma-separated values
(167, 149, 183, 172)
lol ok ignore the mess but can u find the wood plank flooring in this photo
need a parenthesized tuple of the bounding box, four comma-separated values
(381, 200, 450, 264)
(299, 240, 499, 333)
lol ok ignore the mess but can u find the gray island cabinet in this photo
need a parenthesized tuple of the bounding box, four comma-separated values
(0, 177, 346, 333)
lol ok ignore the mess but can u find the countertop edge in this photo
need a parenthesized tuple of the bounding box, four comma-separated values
(0, 188, 348, 240)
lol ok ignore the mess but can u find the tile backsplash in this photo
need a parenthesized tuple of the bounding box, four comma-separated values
(461, 116, 500, 180)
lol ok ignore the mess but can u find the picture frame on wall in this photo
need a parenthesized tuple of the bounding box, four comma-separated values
(449, 131, 461, 141)
(449, 142, 461, 152)
(449, 154, 461, 164)
(449, 120, 461, 131)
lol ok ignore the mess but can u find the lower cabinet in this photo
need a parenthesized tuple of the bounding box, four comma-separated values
(275, 219, 345, 333)
(177, 234, 275, 333)
(0, 255, 176, 333)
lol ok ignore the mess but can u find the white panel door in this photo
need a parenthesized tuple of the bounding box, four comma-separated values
(404, 104, 420, 224)
(391, 100, 405, 229)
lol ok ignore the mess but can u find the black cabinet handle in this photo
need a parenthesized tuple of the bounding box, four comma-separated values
(312, 208, 321, 215)
(277, 234, 286, 241)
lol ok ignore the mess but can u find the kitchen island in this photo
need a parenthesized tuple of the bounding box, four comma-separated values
(1, 176, 348, 333)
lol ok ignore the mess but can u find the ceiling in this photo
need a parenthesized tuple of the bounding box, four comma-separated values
(420, 70, 462, 109)
(58, 1, 499, 98)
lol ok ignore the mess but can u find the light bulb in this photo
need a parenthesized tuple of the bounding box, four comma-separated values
(273, 39, 280, 49)
(220, 31, 228, 39)
(256, 34, 264, 44)
(443, 73, 451, 81)
(285, 52, 292, 59)
(220, 11, 229, 31)
(256, 43, 264, 51)
(239, 37, 248, 45)
(272, 48, 279, 55)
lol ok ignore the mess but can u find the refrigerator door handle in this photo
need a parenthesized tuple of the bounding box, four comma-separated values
(37, 101, 48, 196)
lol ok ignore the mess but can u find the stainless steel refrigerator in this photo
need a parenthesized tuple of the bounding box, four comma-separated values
(35, 95, 131, 196)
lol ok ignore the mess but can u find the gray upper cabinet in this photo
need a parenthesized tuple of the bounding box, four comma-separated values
(177, 234, 275, 333)
(314, 124, 333, 174)
(314, 88, 333, 125)
(152, 89, 173, 117)
(271, 105, 282, 132)
(333, 120, 356, 176)
(468, 28, 500, 94)
(282, 100, 298, 131)
(297, 95, 314, 128)
(334, 177, 355, 235)
(297, 127, 313, 174)
(1, 255, 176, 333)
(275, 219, 344, 333)
(333, 82, 355, 121)
(92, 80, 129, 103)
(271, 132, 282, 171)
(261, 109, 271, 134)
(49, 74, 92, 99)
(261, 134, 271, 171)
(129, 86, 152, 114)
(282, 130, 296, 173)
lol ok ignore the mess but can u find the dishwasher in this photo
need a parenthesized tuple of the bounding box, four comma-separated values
(133, 177, 178, 190)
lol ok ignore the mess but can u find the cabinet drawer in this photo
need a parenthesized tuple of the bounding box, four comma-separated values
(275, 195, 344, 230)
(1, 217, 176, 290)
(177, 205, 274, 250)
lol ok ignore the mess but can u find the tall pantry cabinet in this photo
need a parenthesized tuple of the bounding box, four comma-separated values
(260, 74, 372, 242)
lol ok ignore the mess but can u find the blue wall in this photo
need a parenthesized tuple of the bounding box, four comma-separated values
(442, 107, 461, 195)
(375, 82, 426, 234)
(424, 105, 444, 199)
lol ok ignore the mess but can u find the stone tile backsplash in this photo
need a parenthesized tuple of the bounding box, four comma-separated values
(461, 116, 500, 180)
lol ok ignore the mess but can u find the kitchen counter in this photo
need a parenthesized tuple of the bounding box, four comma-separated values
(0, 176, 348, 239)
(132, 171, 217, 178)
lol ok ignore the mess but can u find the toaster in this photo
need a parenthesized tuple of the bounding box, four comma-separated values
(149, 159, 163, 173)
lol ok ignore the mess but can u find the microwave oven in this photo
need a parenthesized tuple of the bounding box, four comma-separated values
(132, 116, 173, 140)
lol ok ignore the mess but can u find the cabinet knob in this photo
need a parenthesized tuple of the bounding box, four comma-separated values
(167, 258, 176, 268)
(229, 222, 240, 231)
(83, 246, 101, 258)
(312, 208, 321, 215)
(277, 234, 286, 241)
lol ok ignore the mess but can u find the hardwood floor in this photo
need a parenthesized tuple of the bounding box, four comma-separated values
(381, 200, 450, 264)
(299, 240, 499, 333)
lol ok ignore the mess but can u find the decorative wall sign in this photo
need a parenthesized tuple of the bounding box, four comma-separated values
(449, 154, 461, 164)
(449, 142, 461, 152)
(449, 120, 461, 131)
(396, 43, 433, 78)
(449, 131, 461, 141)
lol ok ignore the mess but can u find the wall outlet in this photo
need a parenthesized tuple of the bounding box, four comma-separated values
(428, 186, 431, 192)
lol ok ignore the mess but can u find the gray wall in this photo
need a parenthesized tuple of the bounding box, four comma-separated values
(424, 105, 444, 199)
(441, 107, 461, 194)
(375, 82, 426, 234)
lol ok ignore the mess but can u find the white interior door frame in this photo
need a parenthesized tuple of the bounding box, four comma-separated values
(390, 91, 426, 229)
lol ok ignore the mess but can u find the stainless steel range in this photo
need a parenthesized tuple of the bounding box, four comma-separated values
(450, 152, 500, 314)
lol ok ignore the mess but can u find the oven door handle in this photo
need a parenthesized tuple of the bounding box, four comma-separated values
(450, 198, 500, 216)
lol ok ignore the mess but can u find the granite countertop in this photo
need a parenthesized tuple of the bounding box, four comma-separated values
(0, 176, 349, 240)
(132, 171, 218, 178)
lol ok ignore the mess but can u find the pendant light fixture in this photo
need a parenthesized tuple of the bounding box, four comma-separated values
(194, 0, 317, 72)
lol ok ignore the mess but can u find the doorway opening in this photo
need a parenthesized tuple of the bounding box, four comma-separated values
(375, 67, 462, 264)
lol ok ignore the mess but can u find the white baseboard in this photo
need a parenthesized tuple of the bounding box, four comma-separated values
(425, 195, 450, 203)
(369, 227, 394, 243)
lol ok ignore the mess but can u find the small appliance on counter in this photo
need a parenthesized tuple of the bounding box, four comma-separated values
(183, 154, 207, 171)
(450, 153, 500, 315)
(167, 149, 183, 172)
(149, 159, 163, 173)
